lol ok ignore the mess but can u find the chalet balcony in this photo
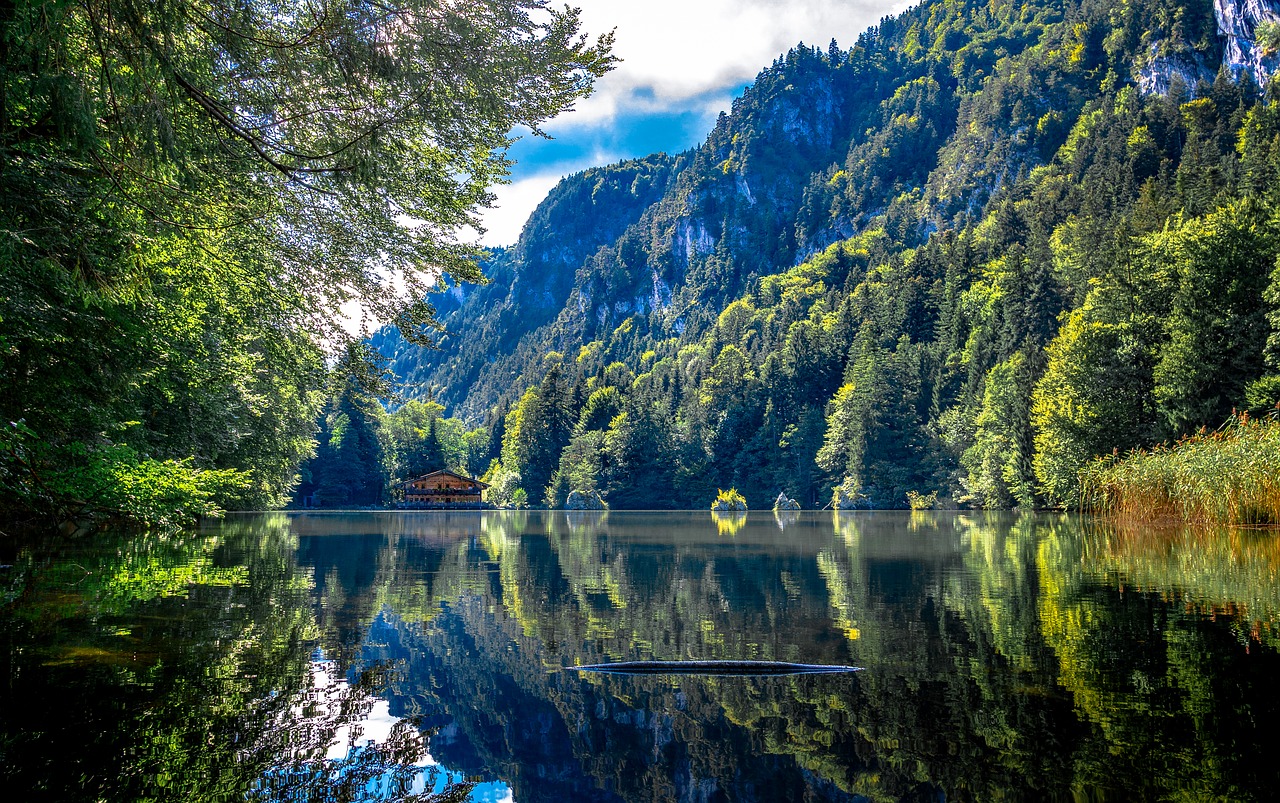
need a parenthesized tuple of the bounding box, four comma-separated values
(397, 500, 489, 510)
(402, 487, 483, 496)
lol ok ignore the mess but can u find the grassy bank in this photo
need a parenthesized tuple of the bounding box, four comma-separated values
(1080, 413, 1280, 527)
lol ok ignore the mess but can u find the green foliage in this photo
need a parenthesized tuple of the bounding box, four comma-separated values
(962, 352, 1038, 508)
(1152, 200, 1280, 436)
(1, 0, 614, 525)
(294, 347, 389, 508)
(2, 420, 248, 528)
(906, 490, 938, 510)
(711, 488, 748, 512)
(1257, 21, 1280, 56)
(499, 361, 575, 506)
(482, 460, 526, 509)
(382, 399, 485, 482)
(1033, 308, 1143, 508)
(1081, 412, 1280, 526)
(831, 477, 865, 510)
(366, 0, 1280, 514)
(510, 488, 530, 510)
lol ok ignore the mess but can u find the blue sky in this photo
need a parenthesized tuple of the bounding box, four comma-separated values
(472, 0, 913, 246)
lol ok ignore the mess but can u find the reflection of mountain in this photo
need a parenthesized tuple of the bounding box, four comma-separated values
(282, 511, 1280, 803)
(362, 603, 866, 803)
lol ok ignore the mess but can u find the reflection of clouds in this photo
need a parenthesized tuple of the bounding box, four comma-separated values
(266, 654, 507, 801)
(308, 657, 425, 763)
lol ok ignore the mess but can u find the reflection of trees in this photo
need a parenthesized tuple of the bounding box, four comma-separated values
(121, 509, 1280, 803)
(1032, 516, 1280, 799)
(1081, 519, 1280, 647)
(0, 516, 470, 802)
(710, 510, 748, 536)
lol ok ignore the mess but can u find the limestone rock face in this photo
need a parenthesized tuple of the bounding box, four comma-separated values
(1138, 45, 1215, 96)
(1137, 1, 1279, 96)
(1216, 0, 1280, 87)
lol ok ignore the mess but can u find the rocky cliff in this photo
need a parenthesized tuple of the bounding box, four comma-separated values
(1217, 0, 1280, 87)
(378, 0, 1280, 428)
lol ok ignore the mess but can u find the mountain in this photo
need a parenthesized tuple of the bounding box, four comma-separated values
(371, 0, 1280, 510)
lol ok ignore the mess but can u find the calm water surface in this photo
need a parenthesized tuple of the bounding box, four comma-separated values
(2, 511, 1279, 802)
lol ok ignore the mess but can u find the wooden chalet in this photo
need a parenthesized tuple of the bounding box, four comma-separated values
(397, 469, 490, 509)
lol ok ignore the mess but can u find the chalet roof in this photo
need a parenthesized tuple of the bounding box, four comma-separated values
(399, 469, 490, 490)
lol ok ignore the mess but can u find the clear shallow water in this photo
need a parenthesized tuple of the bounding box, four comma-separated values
(2, 510, 1279, 802)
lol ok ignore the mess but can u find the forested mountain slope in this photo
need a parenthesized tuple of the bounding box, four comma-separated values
(368, 0, 1280, 510)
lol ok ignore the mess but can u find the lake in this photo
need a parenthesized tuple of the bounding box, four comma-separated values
(2, 511, 1278, 802)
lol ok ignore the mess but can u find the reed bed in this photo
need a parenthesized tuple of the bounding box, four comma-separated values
(1080, 412, 1280, 527)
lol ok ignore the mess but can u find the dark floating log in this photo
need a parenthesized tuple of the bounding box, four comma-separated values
(570, 660, 862, 676)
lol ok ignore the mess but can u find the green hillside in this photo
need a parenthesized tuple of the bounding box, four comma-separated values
(346, 0, 1280, 511)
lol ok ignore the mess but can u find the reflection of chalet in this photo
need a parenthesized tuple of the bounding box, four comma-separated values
(397, 470, 489, 509)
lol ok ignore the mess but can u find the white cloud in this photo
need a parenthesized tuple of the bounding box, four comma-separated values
(559, 0, 914, 128)
(473, 0, 915, 247)
(470, 159, 612, 247)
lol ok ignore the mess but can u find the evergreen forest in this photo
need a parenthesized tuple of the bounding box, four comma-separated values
(351, 0, 1280, 512)
(6, 0, 1280, 518)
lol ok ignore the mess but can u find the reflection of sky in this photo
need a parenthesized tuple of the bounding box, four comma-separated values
(472, 783, 516, 803)
(309, 653, 518, 802)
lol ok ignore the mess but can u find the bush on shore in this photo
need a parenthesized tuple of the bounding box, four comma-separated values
(3, 420, 248, 530)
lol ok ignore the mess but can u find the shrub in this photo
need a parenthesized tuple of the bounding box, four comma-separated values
(2, 420, 248, 529)
(1258, 20, 1280, 56)
(711, 488, 748, 512)
(831, 477, 865, 510)
(906, 490, 938, 510)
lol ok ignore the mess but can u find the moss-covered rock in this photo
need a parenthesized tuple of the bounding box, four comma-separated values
(831, 478, 865, 511)
(565, 489, 608, 510)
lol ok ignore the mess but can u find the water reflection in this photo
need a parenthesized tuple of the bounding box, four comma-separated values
(2, 511, 1279, 801)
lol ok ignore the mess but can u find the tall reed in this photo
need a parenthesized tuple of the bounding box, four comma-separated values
(1080, 412, 1280, 527)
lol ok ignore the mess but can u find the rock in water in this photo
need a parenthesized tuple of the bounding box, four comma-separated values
(773, 492, 801, 511)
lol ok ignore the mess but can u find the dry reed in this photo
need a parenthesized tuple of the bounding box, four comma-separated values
(1079, 411, 1280, 527)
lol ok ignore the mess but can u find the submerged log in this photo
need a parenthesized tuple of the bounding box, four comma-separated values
(570, 660, 862, 676)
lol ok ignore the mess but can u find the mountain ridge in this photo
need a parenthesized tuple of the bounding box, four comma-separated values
(362, 0, 1280, 510)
